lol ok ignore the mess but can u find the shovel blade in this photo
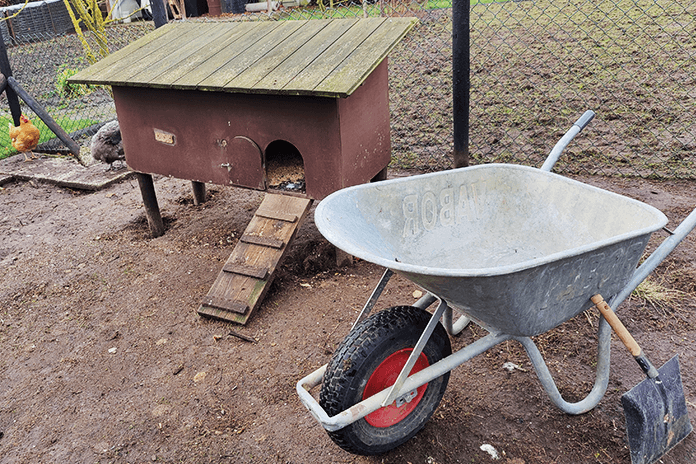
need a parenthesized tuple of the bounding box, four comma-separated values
(621, 355, 693, 464)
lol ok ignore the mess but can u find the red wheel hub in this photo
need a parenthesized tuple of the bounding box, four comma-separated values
(363, 348, 430, 428)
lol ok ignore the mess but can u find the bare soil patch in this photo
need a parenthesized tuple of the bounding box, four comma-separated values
(0, 169, 695, 464)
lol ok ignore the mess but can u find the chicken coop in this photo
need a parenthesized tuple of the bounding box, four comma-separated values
(71, 18, 416, 200)
(70, 17, 416, 324)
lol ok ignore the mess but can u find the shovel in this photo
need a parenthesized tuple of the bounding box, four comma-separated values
(592, 294, 692, 464)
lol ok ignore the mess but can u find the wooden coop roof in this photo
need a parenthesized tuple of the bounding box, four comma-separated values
(70, 17, 418, 98)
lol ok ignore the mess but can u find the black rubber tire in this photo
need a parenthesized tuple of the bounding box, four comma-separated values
(319, 305, 452, 455)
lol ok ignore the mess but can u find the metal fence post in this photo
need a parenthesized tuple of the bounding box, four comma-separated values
(0, 33, 21, 126)
(150, 0, 169, 28)
(452, 0, 469, 169)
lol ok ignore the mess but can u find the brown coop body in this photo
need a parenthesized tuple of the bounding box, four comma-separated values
(112, 59, 390, 200)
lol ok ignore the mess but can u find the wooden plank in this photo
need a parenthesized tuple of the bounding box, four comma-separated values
(198, 20, 307, 91)
(255, 209, 298, 223)
(314, 17, 418, 96)
(199, 300, 252, 325)
(222, 262, 269, 280)
(174, 21, 281, 89)
(68, 22, 178, 85)
(201, 296, 249, 314)
(253, 18, 358, 93)
(128, 22, 233, 87)
(240, 234, 285, 249)
(162, 23, 259, 87)
(281, 18, 385, 96)
(199, 194, 312, 324)
(198, 306, 252, 323)
(225, 20, 330, 92)
(255, 193, 309, 221)
(104, 23, 211, 85)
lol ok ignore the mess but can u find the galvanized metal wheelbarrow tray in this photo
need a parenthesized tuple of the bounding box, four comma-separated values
(296, 111, 694, 459)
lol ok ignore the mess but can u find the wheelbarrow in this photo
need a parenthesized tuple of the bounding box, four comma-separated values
(296, 111, 694, 459)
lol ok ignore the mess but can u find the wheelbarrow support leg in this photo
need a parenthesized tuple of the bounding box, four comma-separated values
(191, 181, 206, 205)
(381, 298, 449, 407)
(351, 268, 394, 330)
(513, 313, 613, 415)
(411, 292, 470, 336)
(442, 305, 471, 336)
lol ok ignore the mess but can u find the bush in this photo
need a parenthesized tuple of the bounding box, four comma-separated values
(55, 65, 93, 97)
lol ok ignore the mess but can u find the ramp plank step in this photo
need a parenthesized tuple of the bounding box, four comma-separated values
(222, 262, 269, 279)
(255, 210, 298, 223)
(240, 234, 285, 249)
(201, 296, 249, 314)
(198, 305, 247, 322)
(198, 193, 312, 324)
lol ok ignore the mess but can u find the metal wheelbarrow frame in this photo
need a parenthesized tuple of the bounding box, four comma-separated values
(296, 111, 696, 455)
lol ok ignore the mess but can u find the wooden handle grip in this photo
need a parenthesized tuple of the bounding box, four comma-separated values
(591, 294, 642, 357)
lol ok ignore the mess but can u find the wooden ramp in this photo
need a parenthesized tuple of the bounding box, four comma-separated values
(198, 193, 312, 324)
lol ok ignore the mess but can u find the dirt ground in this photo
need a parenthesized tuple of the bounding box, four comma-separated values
(1, 164, 695, 464)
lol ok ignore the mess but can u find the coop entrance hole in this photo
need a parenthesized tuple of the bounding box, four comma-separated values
(265, 140, 306, 193)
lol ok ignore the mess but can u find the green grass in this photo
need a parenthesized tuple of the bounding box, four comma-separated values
(280, 0, 490, 19)
(1, 115, 98, 160)
(56, 65, 95, 98)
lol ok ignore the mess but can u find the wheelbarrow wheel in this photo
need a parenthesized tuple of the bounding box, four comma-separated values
(319, 305, 452, 455)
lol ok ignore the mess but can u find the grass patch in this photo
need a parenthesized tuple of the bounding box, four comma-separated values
(280, 0, 489, 19)
(632, 275, 687, 315)
(56, 65, 95, 98)
(1, 115, 98, 160)
(390, 151, 421, 169)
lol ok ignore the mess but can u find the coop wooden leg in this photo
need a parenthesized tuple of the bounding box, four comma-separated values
(191, 181, 206, 205)
(336, 247, 353, 267)
(136, 173, 165, 238)
(371, 167, 388, 182)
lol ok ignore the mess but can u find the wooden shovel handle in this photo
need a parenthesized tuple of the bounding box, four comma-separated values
(591, 294, 642, 357)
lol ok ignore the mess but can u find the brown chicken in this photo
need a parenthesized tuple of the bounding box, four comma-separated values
(9, 115, 41, 161)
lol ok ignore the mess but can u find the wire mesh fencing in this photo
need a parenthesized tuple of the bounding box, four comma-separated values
(1, 0, 694, 178)
(467, 0, 696, 178)
(1, 19, 154, 157)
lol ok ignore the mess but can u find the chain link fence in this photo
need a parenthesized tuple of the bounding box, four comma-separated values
(1, 0, 694, 178)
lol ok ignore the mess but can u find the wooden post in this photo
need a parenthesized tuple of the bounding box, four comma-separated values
(371, 167, 388, 182)
(191, 180, 206, 205)
(136, 173, 166, 237)
(130, 0, 168, 238)
(335, 248, 353, 267)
